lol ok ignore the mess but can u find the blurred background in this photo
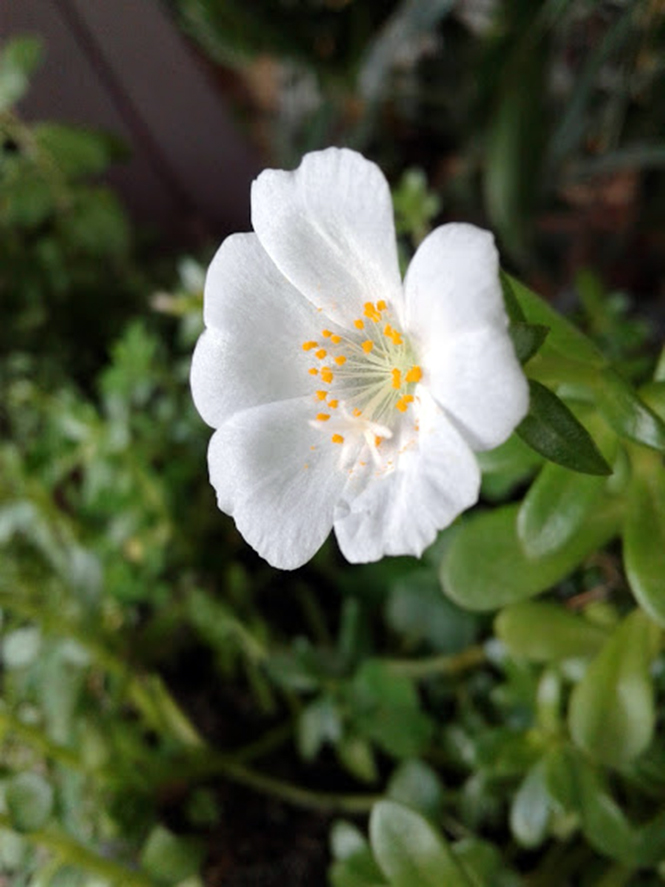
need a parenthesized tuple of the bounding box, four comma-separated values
(1, 2, 665, 886)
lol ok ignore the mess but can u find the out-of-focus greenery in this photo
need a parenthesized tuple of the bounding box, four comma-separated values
(2, 5, 665, 886)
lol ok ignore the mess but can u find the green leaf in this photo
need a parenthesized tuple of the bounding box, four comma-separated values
(441, 502, 619, 611)
(387, 760, 445, 822)
(517, 381, 612, 475)
(624, 463, 665, 625)
(34, 124, 114, 179)
(298, 694, 342, 760)
(594, 369, 665, 452)
(370, 801, 472, 887)
(510, 759, 551, 849)
(506, 273, 606, 368)
(5, 772, 54, 832)
(329, 823, 387, 887)
(0, 36, 42, 112)
(509, 322, 550, 365)
(495, 601, 607, 663)
(517, 460, 609, 558)
(500, 271, 526, 323)
(568, 610, 659, 770)
(140, 826, 204, 885)
(478, 432, 543, 501)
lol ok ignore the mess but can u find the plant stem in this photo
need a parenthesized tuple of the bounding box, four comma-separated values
(381, 645, 487, 679)
(0, 813, 155, 887)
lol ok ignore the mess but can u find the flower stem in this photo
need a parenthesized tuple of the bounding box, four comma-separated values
(0, 813, 154, 887)
(381, 645, 487, 680)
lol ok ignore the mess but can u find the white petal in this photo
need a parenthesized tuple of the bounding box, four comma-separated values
(428, 326, 529, 451)
(333, 395, 480, 563)
(404, 223, 506, 355)
(191, 233, 326, 428)
(208, 397, 355, 570)
(251, 148, 403, 327)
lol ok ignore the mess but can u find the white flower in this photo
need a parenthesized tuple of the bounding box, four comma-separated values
(191, 148, 528, 569)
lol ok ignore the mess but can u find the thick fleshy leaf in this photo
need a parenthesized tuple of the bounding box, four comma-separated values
(441, 502, 620, 611)
(370, 801, 473, 887)
(517, 381, 612, 475)
(517, 461, 608, 558)
(568, 610, 659, 770)
(495, 601, 607, 663)
(251, 148, 403, 327)
(334, 399, 480, 562)
(6, 773, 54, 833)
(594, 368, 665, 452)
(510, 760, 551, 849)
(506, 274, 606, 368)
(624, 463, 665, 625)
(405, 224, 507, 352)
(192, 233, 323, 428)
(208, 397, 355, 569)
(426, 325, 529, 452)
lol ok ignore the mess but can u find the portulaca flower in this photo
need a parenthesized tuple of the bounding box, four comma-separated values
(191, 148, 528, 569)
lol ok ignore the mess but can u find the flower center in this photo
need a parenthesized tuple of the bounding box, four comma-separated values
(301, 300, 422, 449)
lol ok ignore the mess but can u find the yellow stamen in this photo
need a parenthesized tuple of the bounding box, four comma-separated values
(302, 341, 318, 351)
(352, 408, 362, 417)
(328, 399, 339, 409)
(405, 365, 422, 384)
(383, 323, 394, 337)
(315, 348, 327, 360)
(391, 331, 403, 345)
(330, 334, 342, 344)
(364, 302, 381, 322)
(361, 340, 373, 353)
(316, 413, 331, 422)
(395, 395, 414, 413)
(354, 319, 365, 330)
(332, 434, 344, 445)
(375, 435, 383, 447)
(321, 330, 332, 338)
(334, 355, 347, 366)
(321, 367, 334, 384)
(391, 368, 402, 389)
(377, 300, 387, 311)
(309, 368, 319, 376)
(315, 390, 327, 401)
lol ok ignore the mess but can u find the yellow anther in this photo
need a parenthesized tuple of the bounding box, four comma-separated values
(354, 319, 365, 330)
(321, 367, 334, 384)
(330, 334, 342, 344)
(383, 323, 394, 337)
(302, 341, 318, 351)
(391, 331, 403, 345)
(334, 355, 347, 366)
(391, 368, 402, 389)
(395, 394, 414, 413)
(328, 399, 339, 409)
(309, 368, 319, 376)
(322, 330, 332, 338)
(405, 365, 422, 384)
(315, 348, 327, 359)
(377, 300, 387, 311)
(315, 390, 327, 401)
(332, 434, 344, 445)
(316, 413, 331, 422)
(361, 340, 373, 353)
(375, 435, 383, 447)
(364, 302, 381, 322)
(352, 408, 362, 417)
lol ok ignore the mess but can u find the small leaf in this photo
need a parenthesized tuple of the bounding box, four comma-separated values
(0, 36, 42, 112)
(517, 380, 612, 475)
(594, 369, 665, 452)
(370, 801, 472, 887)
(500, 272, 526, 323)
(140, 826, 204, 885)
(506, 274, 606, 368)
(517, 460, 608, 558)
(624, 463, 665, 625)
(34, 124, 114, 179)
(441, 503, 619, 611)
(387, 759, 445, 821)
(509, 322, 549, 365)
(495, 601, 607, 663)
(569, 610, 659, 770)
(510, 759, 551, 849)
(5, 772, 54, 832)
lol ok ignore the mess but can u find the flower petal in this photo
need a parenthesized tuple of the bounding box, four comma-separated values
(333, 394, 480, 563)
(208, 397, 356, 570)
(251, 148, 403, 327)
(191, 233, 325, 428)
(404, 223, 506, 354)
(428, 326, 529, 451)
